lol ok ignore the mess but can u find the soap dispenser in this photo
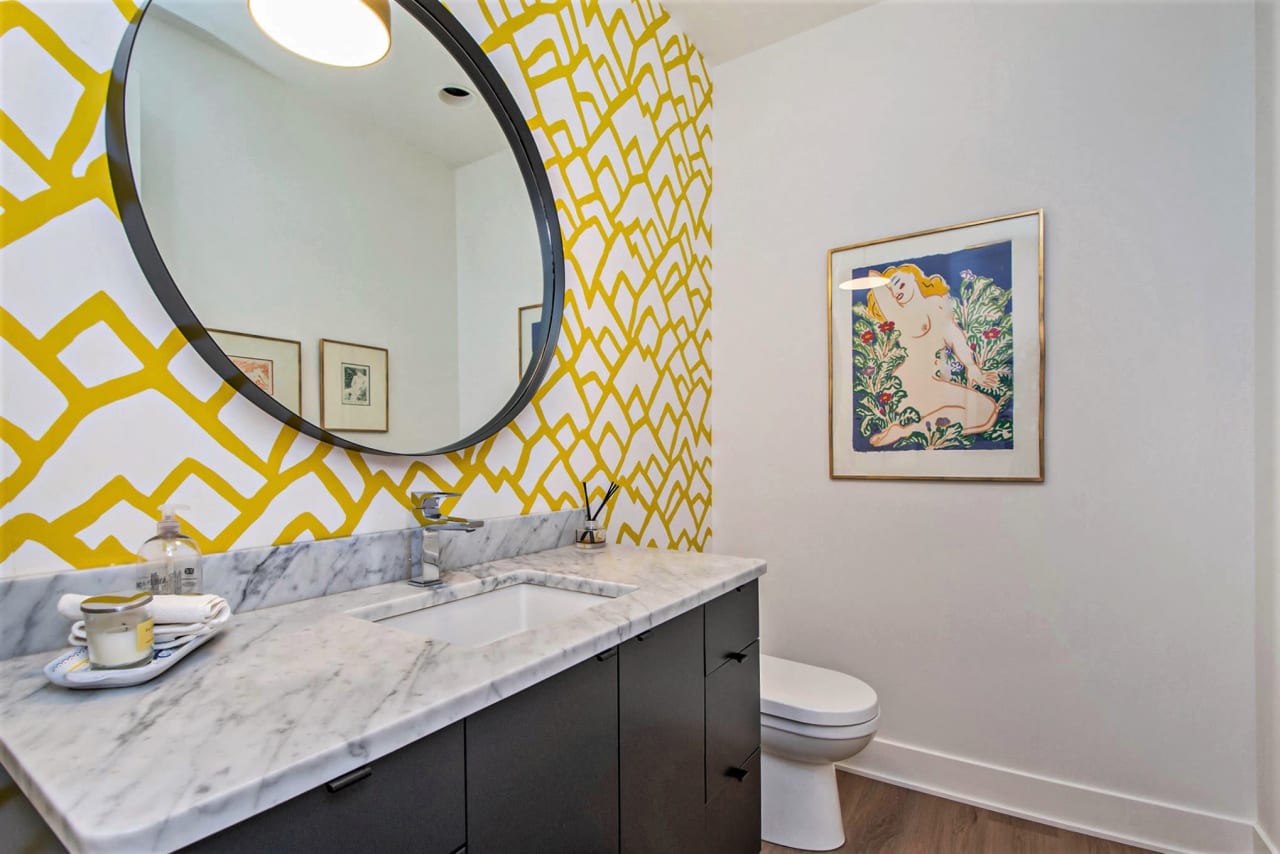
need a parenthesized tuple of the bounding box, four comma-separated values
(136, 504, 202, 595)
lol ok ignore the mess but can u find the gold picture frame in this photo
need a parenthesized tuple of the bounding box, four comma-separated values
(206, 329, 302, 412)
(827, 209, 1044, 481)
(320, 338, 389, 433)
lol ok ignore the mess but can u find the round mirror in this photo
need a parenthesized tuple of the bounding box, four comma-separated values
(106, 0, 563, 455)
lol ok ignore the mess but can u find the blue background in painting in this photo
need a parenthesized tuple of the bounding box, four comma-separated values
(850, 241, 1014, 451)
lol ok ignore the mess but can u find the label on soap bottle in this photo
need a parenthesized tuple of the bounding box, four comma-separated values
(175, 563, 200, 594)
(136, 568, 173, 595)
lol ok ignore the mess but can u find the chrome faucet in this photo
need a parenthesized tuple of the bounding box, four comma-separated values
(408, 491, 484, 588)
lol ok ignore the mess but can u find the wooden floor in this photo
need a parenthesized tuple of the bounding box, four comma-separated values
(761, 772, 1153, 854)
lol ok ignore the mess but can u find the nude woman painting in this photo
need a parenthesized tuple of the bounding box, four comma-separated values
(850, 242, 1014, 451)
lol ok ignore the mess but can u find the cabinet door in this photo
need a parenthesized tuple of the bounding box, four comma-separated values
(185, 721, 465, 854)
(620, 607, 705, 853)
(466, 652, 620, 854)
(705, 639, 761, 805)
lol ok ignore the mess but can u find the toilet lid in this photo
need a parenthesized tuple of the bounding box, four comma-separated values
(760, 654, 879, 726)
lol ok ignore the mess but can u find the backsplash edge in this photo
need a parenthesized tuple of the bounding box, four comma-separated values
(0, 509, 584, 661)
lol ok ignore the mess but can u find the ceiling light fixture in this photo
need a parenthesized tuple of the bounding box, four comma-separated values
(248, 0, 391, 68)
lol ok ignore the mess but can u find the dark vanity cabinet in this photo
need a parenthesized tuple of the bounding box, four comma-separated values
(703, 582, 763, 853)
(705, 580, 761, 676)
(619, 606, 707, 853)
(466, 651, 620, 853)
(187, 721, 466, 854)
(185, 583, 760, 854)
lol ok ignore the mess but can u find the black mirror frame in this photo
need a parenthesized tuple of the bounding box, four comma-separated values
(105, 0, 564, 457)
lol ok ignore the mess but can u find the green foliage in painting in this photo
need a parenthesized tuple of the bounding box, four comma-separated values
(897, 418, 974, 450)
(852, 303, 920, 438)
(953, 270, 1014, 412)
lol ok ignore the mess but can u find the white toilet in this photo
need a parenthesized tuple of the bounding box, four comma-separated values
(759, 655, 880, 851)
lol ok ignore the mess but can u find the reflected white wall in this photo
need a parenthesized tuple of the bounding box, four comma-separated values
(455, 150, 544, 437)
(129, 13, 459, 450)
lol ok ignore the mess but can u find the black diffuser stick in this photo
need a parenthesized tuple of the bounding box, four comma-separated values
(581, 481, 592, 520)
(591, 482, 620, 521)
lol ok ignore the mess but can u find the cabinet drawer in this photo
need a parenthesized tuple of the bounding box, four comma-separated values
(186, 721, 465, 854)
(705, 749, 760, 854)
(704, 581, 759, 675)
(705, 639, 760, 803)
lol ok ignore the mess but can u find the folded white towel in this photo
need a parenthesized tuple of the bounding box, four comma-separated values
(69, 625, 211, 651)
(66, 599, 231, 651)
(68, 607, 229, 640)
(58, 593, 229, 625)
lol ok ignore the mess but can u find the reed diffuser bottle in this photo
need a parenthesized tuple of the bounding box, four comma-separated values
(577, 481, 619, 549)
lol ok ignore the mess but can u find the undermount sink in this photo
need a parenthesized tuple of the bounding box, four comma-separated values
(371, 583, 615, 647)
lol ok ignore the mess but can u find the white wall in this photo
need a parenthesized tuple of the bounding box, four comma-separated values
(130, 13, 460, 450)
(455, 149, 543, 438)
(712, 1, 1259, 849)
(1258, 0, 1279, 847)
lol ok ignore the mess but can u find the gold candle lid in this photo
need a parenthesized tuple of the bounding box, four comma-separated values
(80, 591, 153, 615)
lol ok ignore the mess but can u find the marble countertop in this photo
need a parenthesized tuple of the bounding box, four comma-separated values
(0, 545, 765, 854)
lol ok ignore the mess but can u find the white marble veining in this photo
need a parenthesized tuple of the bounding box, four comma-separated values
(0, 544, 764, 854)
(437, 508, 581, 568)
(0, 562, 143, 662)
(344, 570, 638, 624)
(0, 510, 583, 662)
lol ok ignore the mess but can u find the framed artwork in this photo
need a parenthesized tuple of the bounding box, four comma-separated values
(206, 329, 301, 412)
(320, 339, 388, 433)
(827, 210, 1044, 481)
(518, 303, 542, 378)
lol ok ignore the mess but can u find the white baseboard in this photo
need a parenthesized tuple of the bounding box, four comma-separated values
(838, 737, 1256, 854)
(1257, 824, 1278, 854)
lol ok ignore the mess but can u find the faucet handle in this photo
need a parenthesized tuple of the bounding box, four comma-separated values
(411, 491, 461, 518)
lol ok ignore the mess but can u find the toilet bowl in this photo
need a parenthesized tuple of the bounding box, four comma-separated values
(759, 655, 879, 852)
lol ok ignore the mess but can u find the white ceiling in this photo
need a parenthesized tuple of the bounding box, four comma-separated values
(151, 0, 509, 168)
(149, 0, 873, 158)
(662, 0, 875, 66)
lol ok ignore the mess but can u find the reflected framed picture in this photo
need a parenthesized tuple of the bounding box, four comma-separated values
(828, 210, 1044, 481)
(320, 338, 388, 432)
(518, 303, 542, 378)
(207, 329, 301, 412)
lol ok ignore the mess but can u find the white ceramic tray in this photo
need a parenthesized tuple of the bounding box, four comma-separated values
(44, 628, 222, 689)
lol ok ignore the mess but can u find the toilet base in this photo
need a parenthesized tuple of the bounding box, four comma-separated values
(760, 751, 845, 851)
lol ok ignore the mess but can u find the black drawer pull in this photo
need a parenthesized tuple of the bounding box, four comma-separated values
(726, 765, 751, 782)
(325, 766, 372, 793)
(635, 631, 650, 642)
(725, 651, 748, 663)
(596, 648, 618, 662)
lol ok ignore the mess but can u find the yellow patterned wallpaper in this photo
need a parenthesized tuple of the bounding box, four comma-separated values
(0, 0, 712, 577)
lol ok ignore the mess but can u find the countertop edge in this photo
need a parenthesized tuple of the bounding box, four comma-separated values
(24, 557, 767, 854)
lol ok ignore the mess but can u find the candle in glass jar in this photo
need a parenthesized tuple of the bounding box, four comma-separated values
(81, 592, 154, 669)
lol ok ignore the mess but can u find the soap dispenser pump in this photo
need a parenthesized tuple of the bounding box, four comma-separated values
(136, 504, 202, 595)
